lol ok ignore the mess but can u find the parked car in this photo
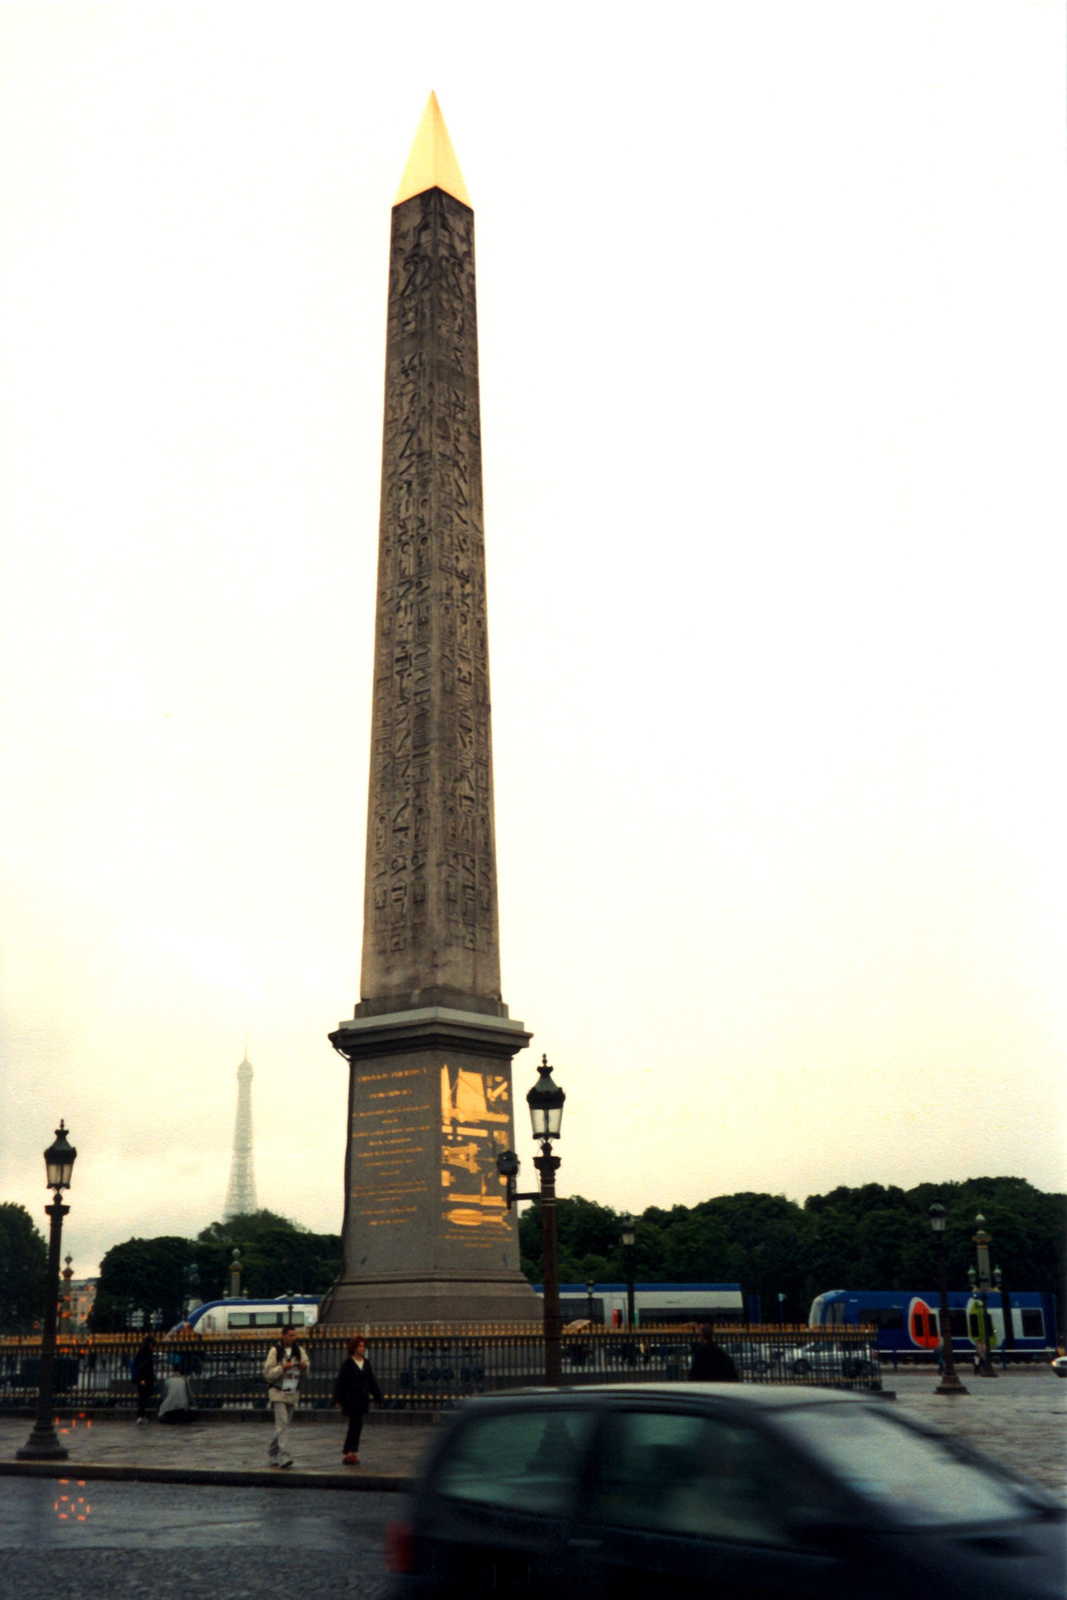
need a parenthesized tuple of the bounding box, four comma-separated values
(783, 1341, 877, 1379)
(387, 1384, 1064, 1599)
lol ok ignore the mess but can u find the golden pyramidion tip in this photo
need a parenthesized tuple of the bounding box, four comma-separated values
(395, 91, 471, 209)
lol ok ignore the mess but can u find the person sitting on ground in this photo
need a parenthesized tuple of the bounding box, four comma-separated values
(157, 1359, 194, 1424)
(688, 1323, 740, 1382)
(332, 1335, 384, 1465)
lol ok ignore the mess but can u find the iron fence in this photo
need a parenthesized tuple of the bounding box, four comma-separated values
(0, 1323, 880, 1412)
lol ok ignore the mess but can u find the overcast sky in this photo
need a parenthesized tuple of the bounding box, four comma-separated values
(1, 3, 1064, 1278)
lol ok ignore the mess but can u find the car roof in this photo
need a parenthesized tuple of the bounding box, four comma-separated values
(470, 1384, 874, 1410)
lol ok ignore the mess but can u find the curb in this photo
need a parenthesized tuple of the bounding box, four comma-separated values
(0, 1407, 444, 1427)
(0, 1459, 412, 1491)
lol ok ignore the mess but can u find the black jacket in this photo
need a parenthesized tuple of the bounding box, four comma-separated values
(688, 1341, 739, 1382)
(332, 1356, 384, 1415)
(132, 1343, 156, 1386)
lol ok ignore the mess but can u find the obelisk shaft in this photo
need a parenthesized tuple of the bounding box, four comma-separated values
(323, 100, 536, 1325)
(360, 184, 501, 1015)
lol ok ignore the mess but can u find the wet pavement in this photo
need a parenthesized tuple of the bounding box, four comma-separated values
(0, 1479, 397, 1598)
(891, 1366, 1067, 1493)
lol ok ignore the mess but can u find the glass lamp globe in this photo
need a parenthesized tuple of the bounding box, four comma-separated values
(44, 1123, 77, 1191)
(526, 1055, 565, 1141)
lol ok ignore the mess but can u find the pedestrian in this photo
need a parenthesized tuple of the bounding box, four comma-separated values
(131, 1334, 156, 1423)
(263, 1325, 310, 1468)
(158, 1359, 194, 1424)
(688, 1323, 739, 1382)
(332, 1335, 384, 1465)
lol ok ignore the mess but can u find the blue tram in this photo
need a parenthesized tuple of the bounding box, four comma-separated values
(808, 1288, 1057, 1355)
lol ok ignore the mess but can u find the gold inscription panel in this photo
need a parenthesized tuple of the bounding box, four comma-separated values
(350, 1066, 431, 1230)
(440, 1063, 510, 1244)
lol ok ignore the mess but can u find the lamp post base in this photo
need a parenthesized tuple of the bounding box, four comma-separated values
(17, 1419, 68, 1460)
(934, 1372, 969, 1395)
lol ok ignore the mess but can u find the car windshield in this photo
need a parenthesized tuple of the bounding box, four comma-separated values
(775, 1405, 1041, 1527)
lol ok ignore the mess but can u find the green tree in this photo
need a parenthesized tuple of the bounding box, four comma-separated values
(90, 1210, 343, 1330)
(92, 1235, 194, 1331)
(0, 1204, 47, 1332)
(195, 1211, 341, 1300)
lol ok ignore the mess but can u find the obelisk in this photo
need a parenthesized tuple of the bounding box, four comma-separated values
(321, 96, 537, 1324)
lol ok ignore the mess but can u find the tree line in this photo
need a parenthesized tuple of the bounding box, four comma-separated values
(1, 1176, 1062, 1333)
(518, 1176, 1065, 1323)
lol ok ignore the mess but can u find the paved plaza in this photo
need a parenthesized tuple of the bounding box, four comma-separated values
(0, 1366, 1062, 1494)
(892, 1366, 1067, 1494)
(0, 1409, 435, 1488)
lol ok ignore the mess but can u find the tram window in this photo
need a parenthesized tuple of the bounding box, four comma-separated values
(224, 1311, 308, 1329)
(1020, 1310, 1044, 1339)
(949, 1310, 967, 1337)
(859, 1308, 903, 1331)
(968, 1314, 981, 1339)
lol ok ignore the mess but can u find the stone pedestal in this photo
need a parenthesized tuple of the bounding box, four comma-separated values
(321, 1006, 538, 1325)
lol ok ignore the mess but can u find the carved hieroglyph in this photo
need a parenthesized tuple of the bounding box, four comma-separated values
(361, 184, 501, 1009)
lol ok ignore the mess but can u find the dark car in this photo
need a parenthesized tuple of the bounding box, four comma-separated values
(387, 1383, 1065, 1600)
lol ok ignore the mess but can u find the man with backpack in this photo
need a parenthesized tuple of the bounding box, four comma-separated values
(263, 1326, 310, 1468)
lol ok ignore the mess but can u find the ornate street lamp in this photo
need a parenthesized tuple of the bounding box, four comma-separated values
(620, 1213, 636, 1330)
(928, 1202, 967, 1396)
(495, 1054, 566, 1384)
(18, 1122, 77, 1460)
(971, 1217, 997, 1378)
(526, 1056, 564, 1384)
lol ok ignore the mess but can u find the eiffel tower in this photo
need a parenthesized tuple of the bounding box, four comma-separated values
(223, 1047, 258, 1219)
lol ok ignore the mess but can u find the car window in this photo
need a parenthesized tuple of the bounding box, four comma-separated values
(590, 1409, 844, 1546)
(775, 1406, 1037, 1526)
(433, 1407, 594, 1515)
